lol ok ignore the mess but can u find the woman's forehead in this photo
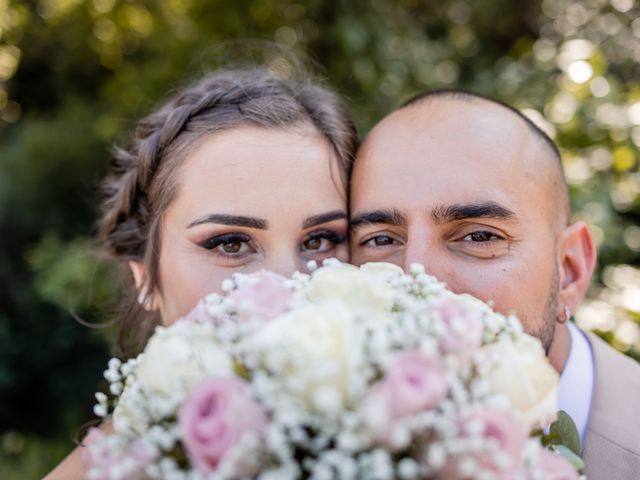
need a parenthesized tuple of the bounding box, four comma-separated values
(168, 128, 346, 226)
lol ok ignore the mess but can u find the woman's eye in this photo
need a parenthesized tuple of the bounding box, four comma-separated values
(462, 231, 502, 242)
(363, 235, 397, 247)
(201, 233, 254, 256)
(301, 231, 346, 253)
(302, 237, 324, 251)
(220, 240, 243, 253)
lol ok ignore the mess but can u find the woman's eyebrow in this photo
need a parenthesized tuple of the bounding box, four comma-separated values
(302, 210, 347, 229)
(187, 214, 268, 229)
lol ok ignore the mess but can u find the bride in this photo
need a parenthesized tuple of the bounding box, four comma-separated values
(45, 65, 358, 479)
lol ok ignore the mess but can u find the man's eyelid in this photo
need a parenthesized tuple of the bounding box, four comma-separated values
(462, 232, 504, 242)
(359, 231, 403, 246)
(449, 221, 510, 239)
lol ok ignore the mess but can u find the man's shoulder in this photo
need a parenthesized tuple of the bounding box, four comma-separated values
(582, 329, 640, 479)
(586, 329, 640, 392)
(585, 329, 640, 428)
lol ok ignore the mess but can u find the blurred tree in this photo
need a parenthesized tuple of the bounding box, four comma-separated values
(0, 0, 638, 475)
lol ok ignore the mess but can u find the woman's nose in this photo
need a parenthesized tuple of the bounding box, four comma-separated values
(262, 248, 299, 277)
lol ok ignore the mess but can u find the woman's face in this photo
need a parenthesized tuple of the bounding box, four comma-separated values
(136, 125, 349, 324)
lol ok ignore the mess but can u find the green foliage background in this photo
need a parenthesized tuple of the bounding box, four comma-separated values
(0, 0, 639, 476)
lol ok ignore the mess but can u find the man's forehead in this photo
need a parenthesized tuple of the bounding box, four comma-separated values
(364, 97, 529, 153)
(359, 108, 530, 184)
(351, 97, 564, 225)
(356, 96, 564, 198)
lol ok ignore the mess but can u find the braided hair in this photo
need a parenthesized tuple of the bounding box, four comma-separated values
(99, 67, 358, 356)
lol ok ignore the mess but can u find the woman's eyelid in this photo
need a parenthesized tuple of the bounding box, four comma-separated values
(199, 231, 255, 251)
(301, 229, 347, 252)
(305, 228, 347, 243)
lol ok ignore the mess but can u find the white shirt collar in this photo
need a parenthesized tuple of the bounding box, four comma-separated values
(558, 321, 595, 445)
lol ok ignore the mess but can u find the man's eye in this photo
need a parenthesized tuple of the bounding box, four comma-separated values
(363, 235, 397, 247)
(462, 231, 501, 242)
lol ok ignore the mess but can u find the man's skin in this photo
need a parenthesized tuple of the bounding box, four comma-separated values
(350, 93, 597, 373)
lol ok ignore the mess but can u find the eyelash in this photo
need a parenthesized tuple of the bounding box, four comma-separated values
(359, 233, 399, 248)
(460, 230, 505, 245)
(200, 232, 253, 256)
(358, 230, 505, 248)
(199, 230, 347, 257)
(301, 230, 347, 252)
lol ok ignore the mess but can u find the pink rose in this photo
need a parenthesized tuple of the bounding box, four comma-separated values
(385, 351, 449, 416)
(437, 408, 526, 479)
(179, 377, 266, 473)
(227, 270, 293, 321)
(535, 448, 580, 480)
(436, 298, 483, 356)
(363, 351, 448, 447)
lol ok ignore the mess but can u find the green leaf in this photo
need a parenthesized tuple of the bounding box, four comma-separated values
(550, 445, 585, 471)
(549, 410, 582, 456)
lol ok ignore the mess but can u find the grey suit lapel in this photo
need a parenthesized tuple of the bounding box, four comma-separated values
(581, 330, 640, 480)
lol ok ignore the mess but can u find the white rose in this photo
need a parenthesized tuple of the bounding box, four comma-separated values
(135, 322, 233, 398)
(359, 262, 405, 282)
(250, 301, 362, 413)
(480, 334, 559, 428)
(306, 262, 397, 319)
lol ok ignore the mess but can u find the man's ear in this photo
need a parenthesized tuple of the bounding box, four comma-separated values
(128, 261, 158, 311)
(558, 221, 597, 314)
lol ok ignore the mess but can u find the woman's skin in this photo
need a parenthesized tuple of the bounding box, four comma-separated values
(133, 125, 349, 323)
(44, 125, 349, 479)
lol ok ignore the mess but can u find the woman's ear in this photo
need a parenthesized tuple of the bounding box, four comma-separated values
(558, 221, 597, 314)
(128, 261, 157, 311)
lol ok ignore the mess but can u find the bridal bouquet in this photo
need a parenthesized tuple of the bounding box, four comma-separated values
(85, 261, 580, 480)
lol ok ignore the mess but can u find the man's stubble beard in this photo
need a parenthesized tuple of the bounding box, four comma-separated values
(536, 264, 560, 355)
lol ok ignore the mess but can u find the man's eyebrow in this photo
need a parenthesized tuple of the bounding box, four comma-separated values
(432, 202, 516, 223)
(350, 209, 407, 229)
(302, 210, 347, 229)
(187, 214, 268, 229)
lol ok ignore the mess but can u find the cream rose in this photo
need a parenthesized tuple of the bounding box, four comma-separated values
(480, 334, 559, 428)
(250, 301, 361, 413)
(135, 322, 233, 398)
(359, 262, 405, 282)
(113, 382, 148, 435)
(306, 262, 398, 319)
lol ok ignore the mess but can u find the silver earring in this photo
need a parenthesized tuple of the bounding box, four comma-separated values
(559, 305, 571, 323)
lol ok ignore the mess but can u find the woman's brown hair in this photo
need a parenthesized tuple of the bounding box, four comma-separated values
(99, 66, 358, 357)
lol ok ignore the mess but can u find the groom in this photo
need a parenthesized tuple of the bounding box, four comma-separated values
(349, 90, 640, 480)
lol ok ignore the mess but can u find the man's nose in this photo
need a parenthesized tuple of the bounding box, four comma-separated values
(401, 232, 444, 279)
(401, 237, 431, 273)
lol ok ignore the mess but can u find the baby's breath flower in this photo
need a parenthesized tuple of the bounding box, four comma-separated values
(85, 261, 570, 480)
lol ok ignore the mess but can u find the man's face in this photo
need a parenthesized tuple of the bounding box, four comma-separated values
(350, 99, 562, 349)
